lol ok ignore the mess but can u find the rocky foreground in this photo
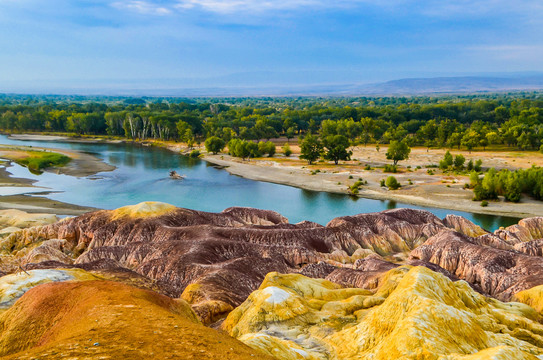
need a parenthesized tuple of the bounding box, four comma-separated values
(0, 203, 543, 359)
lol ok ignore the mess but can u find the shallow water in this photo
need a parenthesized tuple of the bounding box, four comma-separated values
(0, 135, 520, 231)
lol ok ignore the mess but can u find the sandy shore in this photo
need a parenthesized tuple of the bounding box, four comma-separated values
(0, 139, 116, 177)
(4, 133, 543, 219)
(0, 139, 113, 215)
(0, 164, 97, 215)
(202, 148, 543, 219)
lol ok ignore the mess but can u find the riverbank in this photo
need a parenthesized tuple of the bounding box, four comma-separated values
(201, 154, 543, 219)
(5, 133, 543, 219)
(0, 165, 97, 215)
(1, 139, 116, 177)
(0, 140, 111, 215)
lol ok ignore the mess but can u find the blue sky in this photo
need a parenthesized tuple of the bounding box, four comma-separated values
(0, 0, 542, 91)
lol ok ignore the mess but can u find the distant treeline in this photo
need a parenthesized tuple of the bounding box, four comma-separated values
(1, 93, 542, 152)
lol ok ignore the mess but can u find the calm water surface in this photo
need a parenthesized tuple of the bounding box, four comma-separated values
(0, 135, 520, 231)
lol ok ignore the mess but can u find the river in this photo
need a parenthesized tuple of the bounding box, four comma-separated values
(0, 135, 519, 231)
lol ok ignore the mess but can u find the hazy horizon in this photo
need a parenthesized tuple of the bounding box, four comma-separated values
(1, 0, 542, 94)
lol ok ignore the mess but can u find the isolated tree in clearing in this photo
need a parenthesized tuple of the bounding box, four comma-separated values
(323, 135, 352, 165)
(386, 140, 411, 166)
(299, 133, 323, 165)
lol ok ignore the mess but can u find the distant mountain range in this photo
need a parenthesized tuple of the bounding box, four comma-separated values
(2, 73, 543, 97)
(356, 75, 543, 95)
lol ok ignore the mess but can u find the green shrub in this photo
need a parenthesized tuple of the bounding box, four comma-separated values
(380, 179, 386, 187)
(439, 151, 453, 170)
(454, 154, 465, 170)
(258, 141, 276, 157)
(19, 152, 71, 174)
(282, 143, 292, 157)
(469, 171, 479, 189)
(188, 149, 200, 158)
(349, 180, 364, 194)
(204, 136, 225, 154)
(385, 176, 401, 190)
(384, 164, 397, 173)
(481, 200, 489, 207)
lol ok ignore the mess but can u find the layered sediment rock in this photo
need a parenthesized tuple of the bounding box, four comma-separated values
(1, 203, 459, 323)
(495, 217, 543, 243)
(410, 230, 543, 300)
(0, 268, 98, 310)
(0, 209, 58, 231)
(1, 202, 542, 326)
(442, 214, 488, 237)
(224, 267, 543, 360)
(0, 203, 542, 358)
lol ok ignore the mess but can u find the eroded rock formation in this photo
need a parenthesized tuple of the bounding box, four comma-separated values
(0, 203, 542, 359)
(410, 229, 543, 301)
(0, 203, 542, 326)
(0, 280, 272, 360)
(223, 267, 543, 360)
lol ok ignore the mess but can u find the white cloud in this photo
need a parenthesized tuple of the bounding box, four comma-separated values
(414, 0, 543, 18)
(110, 0, 543, 19)
(174, 0, 329, 13)
(111, 1, 172, 15)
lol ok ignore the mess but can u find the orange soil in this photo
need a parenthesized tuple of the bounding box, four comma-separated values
(0, 280, 275, 360)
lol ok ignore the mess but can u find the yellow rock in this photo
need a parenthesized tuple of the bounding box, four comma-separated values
(0, 209, 58, 230)
(0, 268, 98, 309)
(514, 285, 543, 315)
(0, 227, 21, 238)
(110, 201, 177, 220)
(224, 267, 543, 360)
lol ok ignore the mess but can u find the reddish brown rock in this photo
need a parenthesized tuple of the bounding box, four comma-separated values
(514, 239, 543, 256)
(493, 217, 543, 244)
(410, 230, 543, 300)
(442, 214, 488, 237)
(325, 208, 444, 256)
(3, 203, 542, 323)
(1, 205, 455, 323)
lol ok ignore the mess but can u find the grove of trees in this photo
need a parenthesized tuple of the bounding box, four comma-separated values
(2, 93, 542, 202)
(1, 93, 542, 155)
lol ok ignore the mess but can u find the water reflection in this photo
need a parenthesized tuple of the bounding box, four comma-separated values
(472, 212, 519, 231)
(0, 135, 522, 231)
(387, 200, 397, 210)
(300, 189, 320, 201)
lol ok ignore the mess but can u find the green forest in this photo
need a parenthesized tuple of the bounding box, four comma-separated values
(1, 92, 543, 203)
(1, 93, 542, 153)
